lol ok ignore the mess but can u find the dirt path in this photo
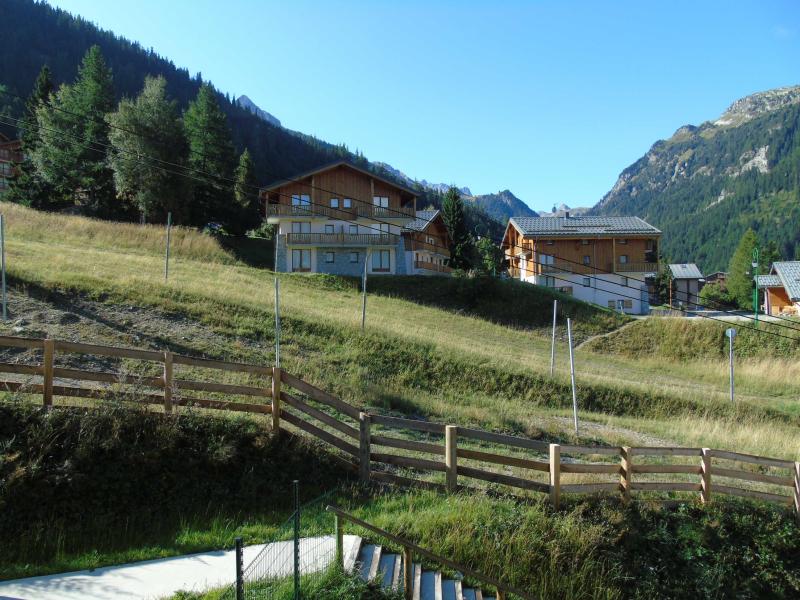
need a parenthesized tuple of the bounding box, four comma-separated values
(574, 318, 642, 351)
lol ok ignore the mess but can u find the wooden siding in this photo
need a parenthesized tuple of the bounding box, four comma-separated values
(403, 215, 451, 257)
(766, 286, 797, 315)
(262, 164, 416, 217)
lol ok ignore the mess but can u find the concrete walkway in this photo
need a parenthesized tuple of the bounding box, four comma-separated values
(0, 535, 362, 600)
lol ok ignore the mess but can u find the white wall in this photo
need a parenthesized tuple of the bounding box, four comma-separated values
(525, 272, 649, 315)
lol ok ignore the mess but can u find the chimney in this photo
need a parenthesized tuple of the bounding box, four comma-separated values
(565, 211, 570, 219)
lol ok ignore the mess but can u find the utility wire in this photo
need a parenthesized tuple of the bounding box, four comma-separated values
(3, 109, 799, 340)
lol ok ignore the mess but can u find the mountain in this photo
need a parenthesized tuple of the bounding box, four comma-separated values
(468, 190, 538, 223)
(235, 95, 281, 128)
(591, 85, 800, 271)
(537, 203, 590, 218)
(373, 162, 472, 196)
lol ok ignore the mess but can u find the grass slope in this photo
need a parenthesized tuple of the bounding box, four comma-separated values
(1, 202, 799, 460)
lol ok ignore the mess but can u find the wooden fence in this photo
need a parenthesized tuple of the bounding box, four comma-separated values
(0, 334, 798, 518)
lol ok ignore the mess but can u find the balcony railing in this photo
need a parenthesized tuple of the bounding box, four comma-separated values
(615, 262, 659, 273)
(541, 260, 608, 275)
(284, 233, 400, 246)
(414, 260, 453, 274)
(267, 203, 415, 220)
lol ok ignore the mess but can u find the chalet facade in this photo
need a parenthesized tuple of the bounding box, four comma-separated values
(502, 214, 661, 315)
(262, 161, 451, 276)
(0, 134, 22, 194)
(403, 210, 452, 275)
(757, 261, 800, 316)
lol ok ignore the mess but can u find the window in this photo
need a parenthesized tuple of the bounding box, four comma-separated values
(372, 250, 391, 272)
(324, 252, 335, 263)
(581, 239, 590, 245)
(582, 277, 591, 287)
(324, 224, 335, 234)
(378, 223, 390, 234)
(623, 299, 633, 309)
(349, 252, 359, 263)
(539, 254, 554, 265)
(545, 239, 554, 245)
(330, 198, 339, 208)
(558, 286, 573, 295)
(544, 276, 555, 287)
(608, 300, 616, 309)
(425, 235, 435, 245)
(620, 276, 628, 287)
(343, 198, 352, 208)
(291, 194, 310, 207)
(582, 255, 591, 265)
(373, 196, 389, 208)
(618, 239, 628, 245)
(349, 224, 358, 235)
(291, 222, 310, 234)
(619, 255, 629, 264)
(291, 249, 311, 271)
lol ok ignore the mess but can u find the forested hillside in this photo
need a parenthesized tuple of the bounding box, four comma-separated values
(592, 86, 800, 271)
(0, 0, 506, 239)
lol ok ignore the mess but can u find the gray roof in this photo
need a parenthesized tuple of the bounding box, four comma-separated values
(406, 210, 440, 232)
(509, 215, 661, 237)
(772, 261, 800, 301)
(668, 263, 703, 280)
(756, 274, 782, 288)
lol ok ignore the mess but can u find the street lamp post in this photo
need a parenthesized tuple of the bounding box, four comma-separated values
(752, 247, 759, 324)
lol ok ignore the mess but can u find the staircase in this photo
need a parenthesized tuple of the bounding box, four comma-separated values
(355, 542, 496, 600)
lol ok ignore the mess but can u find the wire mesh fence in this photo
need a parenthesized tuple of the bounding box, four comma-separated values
(220, 482, 343, 600)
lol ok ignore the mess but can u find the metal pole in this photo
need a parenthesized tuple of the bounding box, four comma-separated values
(567, 318, 579, 436)
(293, 479, 300, 600)
(549, 299, 557, 376)
(1, 214, 7, 322)
(275, 278, 281, 368)
(361, 251, 369, 332)
(164, 212, 172, 281)
(752, 247, 759, 324)
(729, 333, 735, 403)
(235, 536, 244, 600)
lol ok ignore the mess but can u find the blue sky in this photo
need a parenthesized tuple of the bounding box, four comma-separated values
(49, 0, 800, 212)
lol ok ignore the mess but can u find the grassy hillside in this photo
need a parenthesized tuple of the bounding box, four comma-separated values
(2, 403, 798, 599)
(2, 202, 800, 462)
(583, 317, 800, 360)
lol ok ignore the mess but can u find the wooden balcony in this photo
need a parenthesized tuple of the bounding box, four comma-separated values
(615, 262, 659, 273)
(541, 260, 608, 275)
(267, 203, 415, 220)
(284, 233, 400, 246)
(414, 260, 453, 274)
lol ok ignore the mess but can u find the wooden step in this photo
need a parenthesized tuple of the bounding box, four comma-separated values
(377, 552, 398, 589)
(367, 545, 383, 581)
(413, 563, 422, 600)
(357, 544, 379, 581)
(441, 577, 458, 600)
(462, 586, 478, 600)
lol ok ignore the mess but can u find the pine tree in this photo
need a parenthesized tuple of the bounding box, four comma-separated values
(107, 76, 188, 223)
(727, 228, 759, 309)
(33, 46, 116, 215)
(231, 148, 259, 234)
(183, 83, 236, 226)
(6, 66, 56, 208)
(441, 186, 473, 270)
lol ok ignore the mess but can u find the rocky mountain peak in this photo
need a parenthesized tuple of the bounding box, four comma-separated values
(715, 85, 800, 127)
(236, 95, 281, 128)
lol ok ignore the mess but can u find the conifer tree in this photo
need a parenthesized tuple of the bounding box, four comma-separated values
(183, 83, 235, 226)
(33, 46, 116, 214)
(441, 186, 473, 270)
(231, 148, 259, 234)
(727, 228, 758, 309)
(107, 76, 188, 222)
(6, 66, 56, 208)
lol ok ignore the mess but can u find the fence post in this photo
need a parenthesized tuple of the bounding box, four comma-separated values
(335, 513, 344, 570)
(701, 448, 712, 504)
(549, 299, 557, 376)
(445, 425, 458, 493)
(359, 412, 371, 482)
(235, 536, 244, 600)
(163, 350, 173, 413)
(271, 367, 282, 434)
(402, 546, 413, 600)
(793, 462, 799, 522)
(620, 446, 632, 503)
(42, 338, 54, 407)
(293, 480, 300, 600)
(549, 443, 561, 509)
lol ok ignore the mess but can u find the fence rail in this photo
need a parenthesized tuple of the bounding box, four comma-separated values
(0, 334, 798, 518)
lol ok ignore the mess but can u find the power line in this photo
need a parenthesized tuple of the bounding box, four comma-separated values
(3, 109, 799, 340)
